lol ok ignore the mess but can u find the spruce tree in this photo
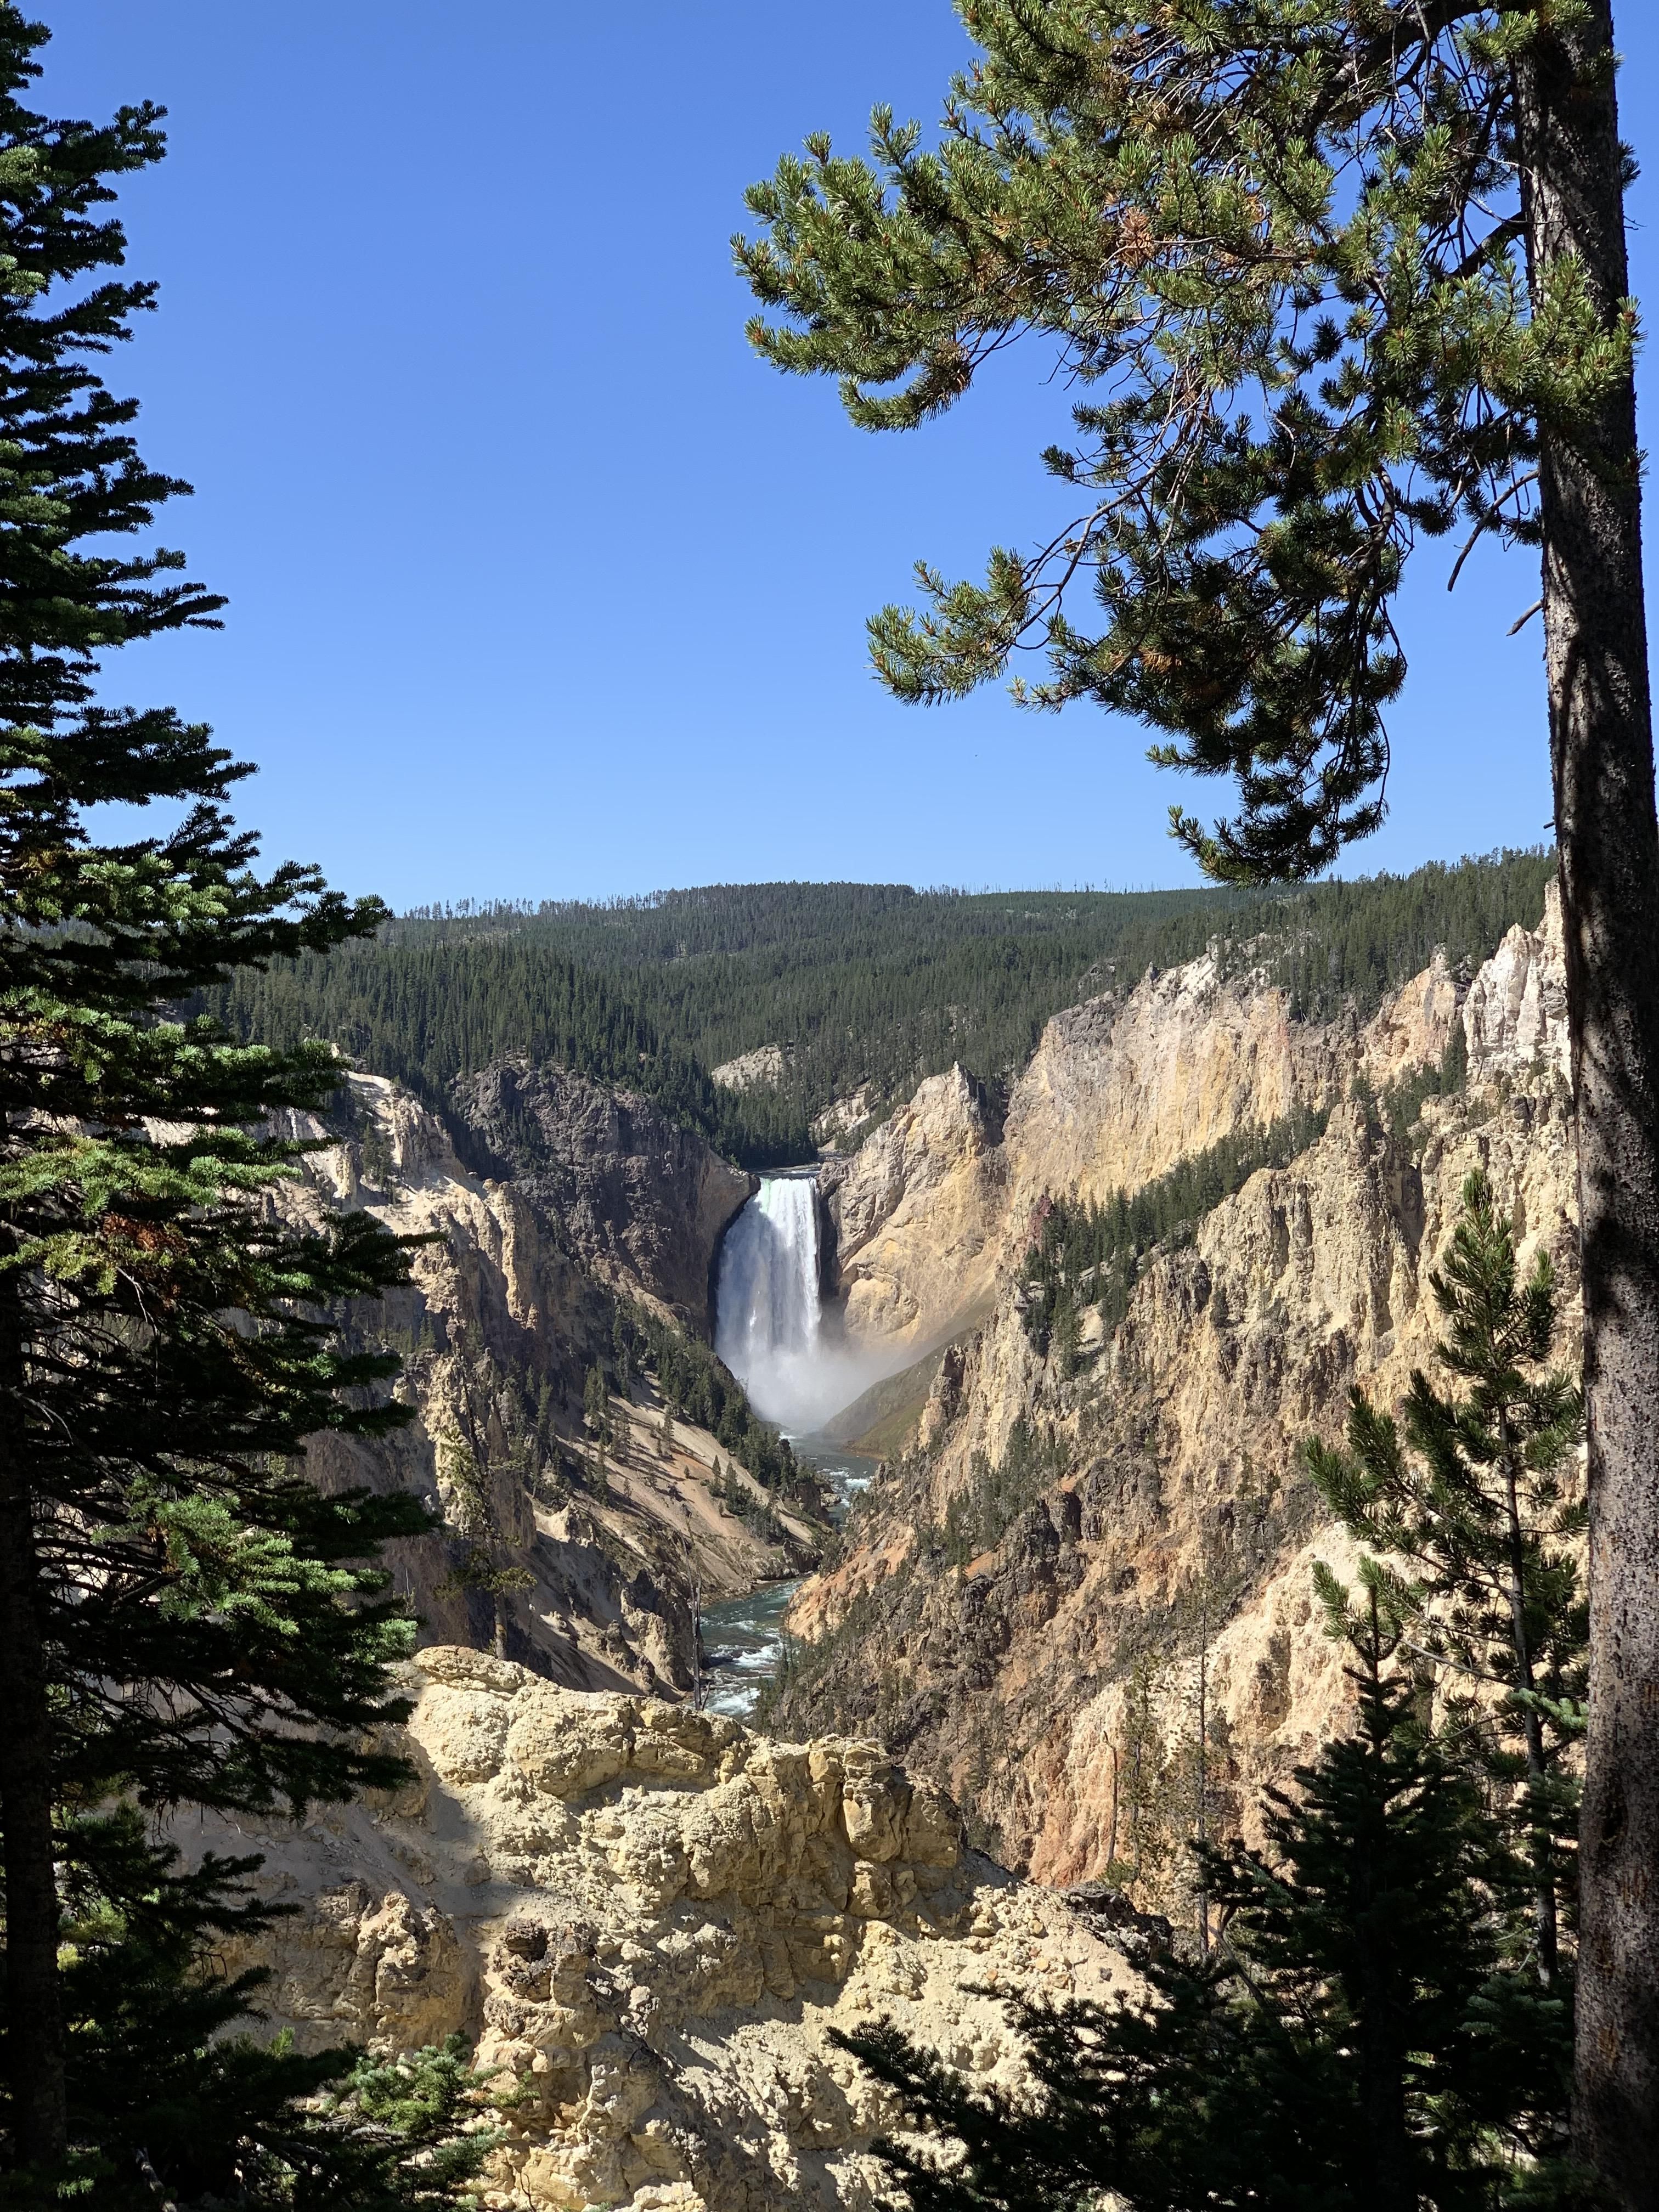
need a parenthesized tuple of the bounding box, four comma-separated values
(58, 1817, 494, 2208)
(1306, 1171, 1586, 1994)
(838, 1592, 1570, 2211)
(740, 12, 1658, 2191)
(0, 9, 431, 2181)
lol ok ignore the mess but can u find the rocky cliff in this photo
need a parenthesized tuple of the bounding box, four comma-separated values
(204, 1646, 1130, 2212)
(283, 1066, 800, 1701)
(456, 1058, 755, 1334)
(780, 896, 1578, 1906)
(822, 928, 1473, 1367)
(822, 1067, 1006, 1352)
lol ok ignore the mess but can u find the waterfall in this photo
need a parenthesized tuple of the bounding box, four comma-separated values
(715, 1176, 822, 1424)
(716, 1171, 907, 1433)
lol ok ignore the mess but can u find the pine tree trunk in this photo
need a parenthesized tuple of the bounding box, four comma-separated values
(0, 1272, 67, 2171)
(1499, 1425, 1559, 1985)
(1516, 9, 1659, 2202)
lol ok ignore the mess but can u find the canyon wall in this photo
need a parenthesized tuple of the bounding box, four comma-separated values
(456, 1058, 755, 1334)
(785, 896, 1576, 1899)
(282, 1066, 795, 1700)
(822, 929, 1474, 1361)
(202, 1645, 1130, 2212)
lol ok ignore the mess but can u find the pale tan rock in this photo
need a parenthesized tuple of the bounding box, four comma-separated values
(712, 1044, 790, 1092)
(830, 1068, 1005, 1351)
(821, 921, 1492, 1374)
(1003, 949, 1323, 1210)
(201, 1653, 1128, 2212)
(812, 1083, 878, 1149)
(1462, 880, 1571, 1083)
(1362, 946, 1463, 1091)
(786, 900, 1581, 1908)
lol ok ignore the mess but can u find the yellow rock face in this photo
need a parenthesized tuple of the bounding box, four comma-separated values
(196, 1648, 1130, 2212)
(826, 928, 1475, 1369)
(791, 896, 1579, 1906)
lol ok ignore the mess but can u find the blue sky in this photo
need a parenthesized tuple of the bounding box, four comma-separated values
(50, 3, 1659, 909)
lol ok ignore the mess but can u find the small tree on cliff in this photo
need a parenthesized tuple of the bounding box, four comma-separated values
(1306, 1170, 1587, 1996)
(0, 9, 435, 2185)
(740, 7, 1656, 2191)
(585, 1360, 614, 1447)
(59, 1814, 496, 2208)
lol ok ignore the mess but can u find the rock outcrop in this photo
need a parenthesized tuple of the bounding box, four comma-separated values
(455, 1059, 754, 1333)
(781, 898, 1578, 1901)
(822, 1068, 1005, 1351)
(811, 1083, 878, 1151)
(208, 1647, 1128, 2212)
(1462, 881, 1571, 1085)
(712, 1043, 791, 1093)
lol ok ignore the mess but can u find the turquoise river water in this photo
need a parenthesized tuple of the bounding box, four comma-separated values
(697, 1442, 878, 1719)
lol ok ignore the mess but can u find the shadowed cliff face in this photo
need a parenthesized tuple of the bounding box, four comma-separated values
(453, 1058, 756, 1335)
(783, 898, 1578, 1905)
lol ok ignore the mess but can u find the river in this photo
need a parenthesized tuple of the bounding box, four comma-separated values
(697, 1441, 878, 1719)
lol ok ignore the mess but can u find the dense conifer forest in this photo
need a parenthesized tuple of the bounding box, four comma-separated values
(208, 850, 1554, 1168)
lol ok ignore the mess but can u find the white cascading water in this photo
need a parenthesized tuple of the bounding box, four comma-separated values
(714, 1176, 824, 1427)
(716, 1171, 913, 1433)
(704, 1173, 899, 1713)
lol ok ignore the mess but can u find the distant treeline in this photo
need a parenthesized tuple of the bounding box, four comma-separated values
(209, 938, 814, 1167)
(203, 851, 1555, 1170)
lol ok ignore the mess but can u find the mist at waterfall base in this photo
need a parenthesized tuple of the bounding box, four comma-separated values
(714, 1174, 901, 1434)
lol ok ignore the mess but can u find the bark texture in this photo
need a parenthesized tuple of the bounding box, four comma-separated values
(1519, 8, 1659, 2202)
(0, 1276, 66, 2170)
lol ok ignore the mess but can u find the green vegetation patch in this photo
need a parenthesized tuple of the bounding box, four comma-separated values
(613, 1301, 804, 1500)
(204, 852, 1552, 1171)
(938, 1415, 1074, 1568)
(1020, 1106, 1332, 1365)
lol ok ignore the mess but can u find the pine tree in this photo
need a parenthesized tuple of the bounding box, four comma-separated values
(740, 12, 1658, 2190)
(1111, 1650, 1174, 1906)
(838, 1590, 1571, 2211)
(57, 1815, 496, 2208)
(0, 10, 432, 2181)
(1306, 1170, 1586, 1994)
(584, 1361, 613, 1447)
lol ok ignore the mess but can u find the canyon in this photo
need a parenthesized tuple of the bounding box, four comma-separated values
(782, 891, 1576, 1894)
(212, 888, 1576, 2208)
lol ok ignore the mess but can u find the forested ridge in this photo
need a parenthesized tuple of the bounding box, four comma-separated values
(208, 850, 1555, 1167)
